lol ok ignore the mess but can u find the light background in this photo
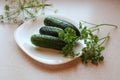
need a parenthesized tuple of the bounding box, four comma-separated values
(0, 0, 120, 80)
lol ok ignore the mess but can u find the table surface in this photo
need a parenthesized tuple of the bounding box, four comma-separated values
(0, 0, 120, 80)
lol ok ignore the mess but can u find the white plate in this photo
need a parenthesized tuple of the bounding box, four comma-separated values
(14, 15, 86, 65)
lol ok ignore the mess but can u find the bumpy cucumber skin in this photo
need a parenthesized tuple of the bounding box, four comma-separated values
(39, 26, 62, 37)
(44, 16, 80, 36)
(31, 34, 66, 50)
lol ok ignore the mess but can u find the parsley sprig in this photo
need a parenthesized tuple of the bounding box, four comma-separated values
(58, 22, 118, 65)
(58, 27, 79, 57)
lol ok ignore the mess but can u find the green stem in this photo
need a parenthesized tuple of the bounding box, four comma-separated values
(90, 24, 118, 29)
(3, 10, 20, 19)
(91, 28, 100, 32)
(24, 4, 52, 8)
(24, 8, 34, 17)
(97, 35, 110, 47)
(99, 36, 109, 41)
(81, 20, 118, 29)
(81, 20, 97, 25)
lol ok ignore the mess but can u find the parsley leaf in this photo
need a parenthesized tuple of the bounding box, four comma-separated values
(58, 27, 79, 57)
(58, 22, 118, 65)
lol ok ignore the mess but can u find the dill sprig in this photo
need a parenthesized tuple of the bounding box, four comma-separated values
(0, 0, 52, 25)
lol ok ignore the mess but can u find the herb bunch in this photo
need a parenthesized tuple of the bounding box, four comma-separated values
(58, 27, 79, 57)
(0, 0, 52, 25)
(59, 22, 117, 65)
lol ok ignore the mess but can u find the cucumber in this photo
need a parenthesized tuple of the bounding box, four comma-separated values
(44, 16, 80, 36)
(31, 34, 66, 50)
(39, 26, 62, 37)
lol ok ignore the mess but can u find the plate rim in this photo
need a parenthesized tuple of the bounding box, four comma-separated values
(14, 15, 86, 65)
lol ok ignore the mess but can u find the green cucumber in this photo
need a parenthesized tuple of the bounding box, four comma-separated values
(39, 26, 62, 37)
(44, 16, 80, 36)
(31, 34, 66, 50)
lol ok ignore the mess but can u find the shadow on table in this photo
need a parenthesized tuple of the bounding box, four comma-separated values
(16, 45, 81, 72)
